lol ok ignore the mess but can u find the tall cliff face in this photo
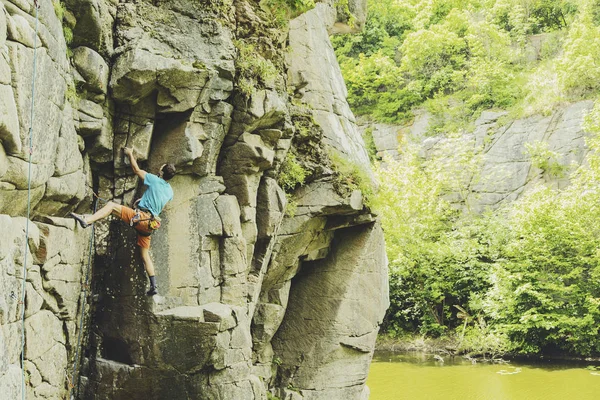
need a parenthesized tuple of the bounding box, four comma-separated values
(0, 1, 388, 399)
(365, 101, 594, 212)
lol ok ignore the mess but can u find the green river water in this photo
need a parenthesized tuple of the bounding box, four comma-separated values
(367, 352, 600, 400)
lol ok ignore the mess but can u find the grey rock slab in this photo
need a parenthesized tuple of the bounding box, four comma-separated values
(7, 43, 62, 167)
(147, 115, 203, 172)
(126, 122, 154, 162)
(252, 302, 285, 345)
(198, 176, 226, 195)
(2, 156, 53, 189)
(272, 222, 388, 394)
(0, 84, 20, 154)
(0, 364, 21, 400)
(156, 66, 212, 113)
(211, 347, 251, 371)
(0, 4, 6, 49)
(6, 13, 39, 48)
(55, 104, 84, 176)
(33, 382, 61, 399)
(110, 46, 161, 103)
(37, 216, 76, 230)
(195, 193, 224, 236)
(0, 51, 11, 85)
(86, 122, 113, 163)
(44, 170, 86, 203)
(24, 281, 42, 317)
(215, 195, 243, 238)
(72, 46, 109, 94)
(31, 341, 68, 386)
(256, 177, 286, 239)
(43, 263, 81, 283)
(24, 310, 64, 360)
(221, 236, 248, 276)
(156, 305, 206, 321)
(0, 143, 8, 179)
(222, 133, 275, 175)
(288, 4, 370, 167)
(66, 0, 115, 57)
(23, 360, 42, 387)
(34, 223, 80, 265)
(339, 330, 379, 353)
(0, 183, 45, 216)
(78, 99, 104, 120)
(0, 214, 14, 260)
(221, 173, 261, 208)
(221, 275, 249, 307)
(11, 216, 40, 258)
(208, 361, 251, 385)
(202, 302, 237, 331)
(294, 180, 362, 216)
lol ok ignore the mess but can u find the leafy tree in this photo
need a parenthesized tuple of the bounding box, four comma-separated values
(556, 5, 600, 93)
(331, 0, 414, 59)
(374, 138, 492, 336)
(341, 51, 422, 122)
(333, 0, 597, 126)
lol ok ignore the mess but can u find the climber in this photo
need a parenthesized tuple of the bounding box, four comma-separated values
(69, 147, 176, 296)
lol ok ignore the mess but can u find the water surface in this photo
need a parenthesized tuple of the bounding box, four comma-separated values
(367, 351, 600, 400)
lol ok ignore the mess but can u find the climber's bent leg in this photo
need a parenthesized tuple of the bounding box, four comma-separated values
(87, 201, 123, 223)
(70, 201, 123, 228)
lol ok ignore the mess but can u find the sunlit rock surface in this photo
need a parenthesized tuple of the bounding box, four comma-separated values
(0, 0, 387, 399)
(364, 100, 594, 212)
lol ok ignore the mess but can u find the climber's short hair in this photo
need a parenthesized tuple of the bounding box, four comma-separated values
(161, 163, 177, 181)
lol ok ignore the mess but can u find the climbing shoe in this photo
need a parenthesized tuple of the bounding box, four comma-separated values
(69, 212, 89, 228)
(146, 286, 158, 296)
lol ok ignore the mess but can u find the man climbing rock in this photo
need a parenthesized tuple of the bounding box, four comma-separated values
(70, 148, 176, 296)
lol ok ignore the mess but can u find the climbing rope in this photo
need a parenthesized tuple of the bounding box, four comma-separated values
(19, 1, 40, 399)
(68, 199, 98, 400)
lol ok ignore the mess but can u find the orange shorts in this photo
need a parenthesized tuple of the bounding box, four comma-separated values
(120, 206, 153, 249)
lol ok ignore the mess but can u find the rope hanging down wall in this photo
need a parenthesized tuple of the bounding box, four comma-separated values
(17, 2, 102, 399)
(68, 198, 98, 400)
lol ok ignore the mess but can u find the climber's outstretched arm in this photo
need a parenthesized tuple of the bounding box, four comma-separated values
(124, 147, 147, 181)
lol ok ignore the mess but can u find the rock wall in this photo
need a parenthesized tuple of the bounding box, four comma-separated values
(0, 1, 388, 399)
(1, 0, 95, 398)
(365, 101, 594, 211)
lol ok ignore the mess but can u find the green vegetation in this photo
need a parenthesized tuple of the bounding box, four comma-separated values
(374, 100, 600, 357)
(53, 0, 74, 55)
(52, 0, 66, 22)
(278, 152, 308, 192)
(332, 0, 600, 357)
(278, 151, 308, 217)
(234, 39, 279, 97)
(65, 83, 80, 107)
(332, 0, 600, 131)
(260, 0, 316, 27)
(329, 150, 374, 206)
(362, 126, 379, 162)
(524, 141, 568, 177)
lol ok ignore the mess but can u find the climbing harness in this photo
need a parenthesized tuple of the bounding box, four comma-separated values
(19, 2, 40, 399)
(130, 209, 161, 236)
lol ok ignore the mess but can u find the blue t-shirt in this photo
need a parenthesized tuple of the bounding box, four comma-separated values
(137, 173, 173, 216)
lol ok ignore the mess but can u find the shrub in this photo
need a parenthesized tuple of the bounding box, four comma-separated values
(524, 140, 567, 177)
(328, 150, 374, 206)
(234, 40, 279, 97)
(556, 12, 600, 93)
(278, 152, 307, 193)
